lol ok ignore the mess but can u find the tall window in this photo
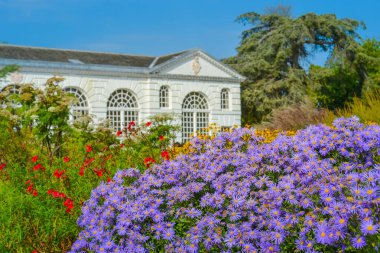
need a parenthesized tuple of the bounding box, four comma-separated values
(64, 87, 89, 121)
(107, 89, 139, 131)
(159, 85, 169, 108)
(221, 88, 230, 110)
(182, 92, 209, 142)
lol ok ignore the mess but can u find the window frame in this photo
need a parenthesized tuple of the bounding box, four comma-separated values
(106, 89, 139, 131)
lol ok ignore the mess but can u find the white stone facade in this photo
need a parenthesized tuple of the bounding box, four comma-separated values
(0, 45, 244, 142)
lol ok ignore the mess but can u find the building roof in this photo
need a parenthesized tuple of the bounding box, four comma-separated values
(0, 44, 245, 82)
(0, 44, 185, 68)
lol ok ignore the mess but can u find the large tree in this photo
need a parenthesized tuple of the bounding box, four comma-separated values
(310, 38, 380, 109)
(225, 10, 364, 124)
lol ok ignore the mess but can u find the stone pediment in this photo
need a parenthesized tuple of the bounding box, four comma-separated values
(151, 49, 245, 81)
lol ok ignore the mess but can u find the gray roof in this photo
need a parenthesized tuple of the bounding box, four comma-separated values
(0, 44, 186, 68)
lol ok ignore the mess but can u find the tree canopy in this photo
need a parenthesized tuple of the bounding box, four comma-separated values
(0, 65, 18, 79)
(225, 10, 365, 124)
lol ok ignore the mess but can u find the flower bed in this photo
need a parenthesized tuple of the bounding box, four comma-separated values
(71, 117, 380, 252)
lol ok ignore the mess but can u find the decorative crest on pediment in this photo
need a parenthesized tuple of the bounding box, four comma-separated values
(192, 56, 201, 76)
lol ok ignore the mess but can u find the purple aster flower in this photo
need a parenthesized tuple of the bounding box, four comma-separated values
(162, 228, 175, 241)
(315, 222, 332, 245)
(185, 208, 202, 218)
(229, 209, 242, 222)
(231, 194, 246, 207)
(352, 236, 366, 249)
(360, 219, 378, 235)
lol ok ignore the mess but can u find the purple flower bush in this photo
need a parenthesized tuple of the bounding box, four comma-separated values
(70, 117, 380, 252)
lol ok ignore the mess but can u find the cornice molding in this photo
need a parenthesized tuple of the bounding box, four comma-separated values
(0, 60, 241, 84)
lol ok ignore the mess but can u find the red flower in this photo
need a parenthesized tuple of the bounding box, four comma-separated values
(26, 180, 32, 185)
(161, 150, 170, 160)
(26, 184, 34, 193)
(53, 169, 65, 179)
(159, 135, 164, 141)
(116, 130, 122, 137)
(63, 156, 70, 163)
(33, 163, 42, 171)
(49, 189, 66, 199)
(83, 158, 94, 166)
(94, 168, 103, 178)
(0, 163, 5, 170)
(64, 198, 74, 213)
(120, 143, 125, 148)
(143, 157, 155, 168)
(79, 167, 84, 176)
(85, 145, 92, 152)
(31, 155, 38, 163)
(31, 250, 38, 253)
(32, 190, 38, 197)
(127, 121, 135, 131)
(146, 121, 151, 127)
(107, 177, 111, 183)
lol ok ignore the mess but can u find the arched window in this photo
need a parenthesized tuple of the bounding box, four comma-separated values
(64, 87, 89, 121)
(159, 85, 169, 108)
(182, 92, 209, 142)
(1, 84, 21, 94)
(1, 84, 21, 109)
(107, 89, 139, 131)
(221, 88, 230, 110)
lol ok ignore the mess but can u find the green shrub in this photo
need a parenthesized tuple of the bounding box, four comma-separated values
(322, 89, 380, 125)
(0, 80, 180, 252)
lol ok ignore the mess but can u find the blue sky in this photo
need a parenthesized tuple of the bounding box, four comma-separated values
(1, 0, 379, 65)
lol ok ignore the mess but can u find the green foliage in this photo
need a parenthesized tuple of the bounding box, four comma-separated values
(309, 65, 361, 109)
(310, 38, 380, 110)
(361, 38, 380, 92)
(0, 80, 180, 252)
(334, 89, 380, 123)
(0, 180, 78, 252)
(0, 78, 76, 165)
(225, 10, 363, 124)
(0, 65, 18, 78)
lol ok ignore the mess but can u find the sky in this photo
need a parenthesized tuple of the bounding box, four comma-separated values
(0, 0, 379, 65)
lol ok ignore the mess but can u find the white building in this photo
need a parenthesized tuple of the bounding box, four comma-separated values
(0, 44, 244, 142)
